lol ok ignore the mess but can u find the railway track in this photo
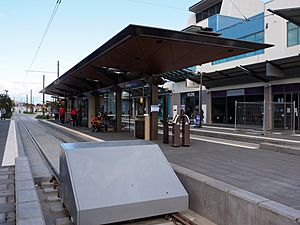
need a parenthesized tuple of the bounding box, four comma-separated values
(15, 114, 203, 225)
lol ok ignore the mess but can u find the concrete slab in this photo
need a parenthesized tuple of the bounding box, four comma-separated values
(0, 175, 8, 180)
(0, 190, 14, 197)
(54, 217, 73, 225)
(257, 201, 300, 225)
(19, 217, 45, 225)
(0, 197, 6, 204)
(17, 201, 43, 220)
(15, 165, 31, 173)
(17, 189, 38, 203)
(15, 179, 35, 191)
(50, 205, 67, 216)
(0, 168, 9, 173)
(183, 172, 206, 215)
(41, 181, 54, 188)
(204, 179, 239, 225)
(6, 212, 15, 223)
(0, 184, 7, 191)
(228, 189, 269, 225)
(15, 172, 32, 181)
(46, 196, 61, 203)
(179, 210, 218, 225)
(0, 203, 15, 213)
(0, 213, 6, 223)
(43, 187, 58, 195)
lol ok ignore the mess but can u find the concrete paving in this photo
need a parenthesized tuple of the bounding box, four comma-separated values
(0, 166, 15, 225)
(15, 157, 45, 225)
(0, 121, 10, 165)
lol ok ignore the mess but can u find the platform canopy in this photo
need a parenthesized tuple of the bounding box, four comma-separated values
(202, 55, 300, 88)
(269, 7, 300, 27)
(42, 24, 272, 97)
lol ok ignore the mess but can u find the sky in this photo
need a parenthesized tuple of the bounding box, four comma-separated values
(0, 0, 269, 103)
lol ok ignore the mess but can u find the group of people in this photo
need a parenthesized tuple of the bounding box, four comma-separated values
(59, 107, 82, 126)
(0, 108, 6, 120)
(91, 112, 109, 132)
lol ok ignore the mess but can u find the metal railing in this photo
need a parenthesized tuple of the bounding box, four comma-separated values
(235, 101, 296, 134)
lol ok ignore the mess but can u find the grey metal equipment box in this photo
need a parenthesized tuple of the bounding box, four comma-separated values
(60, 140, 188, 225)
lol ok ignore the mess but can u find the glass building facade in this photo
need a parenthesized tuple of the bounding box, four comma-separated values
(287, 22, 300, 47)
(213, 31, 264, 64)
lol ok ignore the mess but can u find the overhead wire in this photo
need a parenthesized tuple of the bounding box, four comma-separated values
(25, 0, 62, 81)
(228, 0, 249, 21)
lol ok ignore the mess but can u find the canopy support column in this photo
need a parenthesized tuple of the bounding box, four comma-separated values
(163, 95, 169, 144)
(116, 89, 122, 132)
(264, 84, 273, 132)
(150, 83, 158, 140)
(95, 94, 100, 115)
(64, 92, 68, 124)
(88, 95, 96, 128)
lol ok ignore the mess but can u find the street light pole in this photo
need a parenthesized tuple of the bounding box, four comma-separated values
(56, 60, 60, 112)
(42, 75, 45, 116)
(57, 60, 60, 78)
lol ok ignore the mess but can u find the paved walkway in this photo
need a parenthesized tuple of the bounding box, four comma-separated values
(0, 121, 10, 165)
(47, 119, 300, 210)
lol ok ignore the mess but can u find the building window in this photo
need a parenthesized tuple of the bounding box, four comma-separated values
(287, 22, 300, 47)
(196, 2, 222, 23)
(213, 31, 264, 65)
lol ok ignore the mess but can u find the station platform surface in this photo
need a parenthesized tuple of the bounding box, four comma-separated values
(200, 124, 300, 141)
(124, 117, 300, 142)
(47, 119, 300, 210)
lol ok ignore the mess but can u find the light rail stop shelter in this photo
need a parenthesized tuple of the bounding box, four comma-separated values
(42, 24, 271, 141)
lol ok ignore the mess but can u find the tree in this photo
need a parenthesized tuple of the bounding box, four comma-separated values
(0, 94, 13, 118)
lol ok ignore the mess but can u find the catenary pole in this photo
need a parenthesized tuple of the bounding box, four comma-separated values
(42, 75, 45, 116)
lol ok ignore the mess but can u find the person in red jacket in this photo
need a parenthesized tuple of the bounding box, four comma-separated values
(59, 107, 65, 124)
(71, 107, 78, 126)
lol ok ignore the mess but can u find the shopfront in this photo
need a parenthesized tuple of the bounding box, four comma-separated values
(272, 83, 300, 131)
(180, 91, 207, 120)
(211, 87, 264, 124)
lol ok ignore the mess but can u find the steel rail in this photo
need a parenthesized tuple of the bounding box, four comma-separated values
(34, 120, 86, 143)
(17, 114, 60, 182)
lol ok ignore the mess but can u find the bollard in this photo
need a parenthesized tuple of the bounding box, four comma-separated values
(172, 115, 181, 147)
(182, 115, 190, 147)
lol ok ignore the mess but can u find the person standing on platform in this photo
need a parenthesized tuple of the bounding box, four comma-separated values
(71, 107, 78, 126)
(59, 107, 65, 124)
(1, 108, 6, 120)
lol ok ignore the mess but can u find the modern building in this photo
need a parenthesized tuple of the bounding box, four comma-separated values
(172, 0, 300, 131)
